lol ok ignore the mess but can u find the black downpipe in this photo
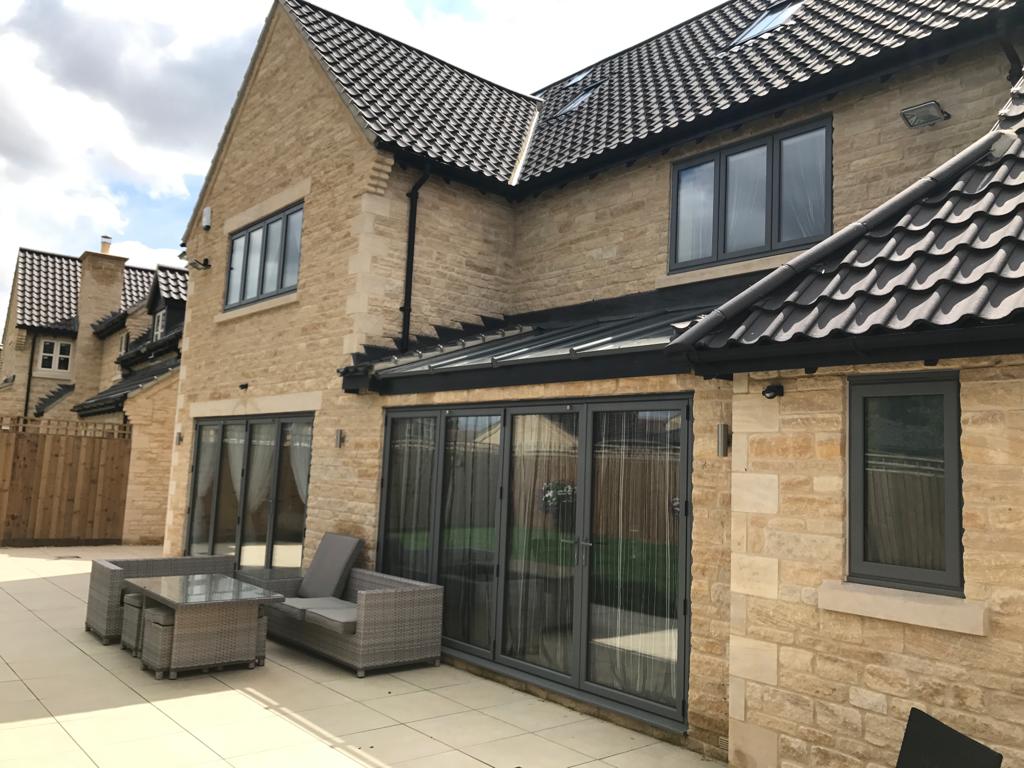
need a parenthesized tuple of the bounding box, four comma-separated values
(400, 168, 431, 353)
(22, 334, 36, 418)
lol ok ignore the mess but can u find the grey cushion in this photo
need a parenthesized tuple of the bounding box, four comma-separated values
(277, 596, 348, 621)
(297, 534, 363, 598)
(144, 606, 175, 627)
(305, 601, 358, 635)
(123, 592, 143, 608)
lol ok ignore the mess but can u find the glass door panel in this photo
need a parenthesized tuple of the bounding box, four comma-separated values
(189, 425, 220, 555)
(239, 422, 278, 567)
(272, 420, 312, 567)
(438, 414, 502, 652)
(212, 423, 245, 556)
(501, 412, 579, 677)
(584, 408, 683, 709)
(381, 415, 438, 582)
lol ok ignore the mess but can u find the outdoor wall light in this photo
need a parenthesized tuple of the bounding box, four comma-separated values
(188, 258, 211, 271)
(335, 429, 346, 448)
(900, 100, 950, 129)
(762, 383, 785, 399)
(717, 423, 731, 458)
(239, 382, 249, 391)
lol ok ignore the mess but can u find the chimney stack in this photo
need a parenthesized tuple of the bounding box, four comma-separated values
(100, 235, 112, 254)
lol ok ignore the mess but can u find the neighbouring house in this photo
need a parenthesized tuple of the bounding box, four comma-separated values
(163, 0, 1024, 765)
(0, 239, 188, 544)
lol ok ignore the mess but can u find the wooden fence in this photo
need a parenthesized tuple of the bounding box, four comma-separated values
(0, 417, 132, 546)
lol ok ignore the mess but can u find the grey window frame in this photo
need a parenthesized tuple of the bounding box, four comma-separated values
(185, 411, 314, 569)
(153, 309, 167, 340)
(848, 373, 964, 597)
(668, 117, 832, 273)
(378, 394, 693, 730)
(224, 201, 303, 310)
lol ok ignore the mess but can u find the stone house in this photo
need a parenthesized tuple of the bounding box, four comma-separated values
(0, 240, 187, 543)
(164, 0, 1024, 764)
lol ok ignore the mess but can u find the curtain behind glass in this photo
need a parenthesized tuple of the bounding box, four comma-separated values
(438, 415, 502, 650)
(382, 417, 437, 582)
(503, 413, 578, 675)
(780, 127, 828, 242)
(213, 424, 245, 555)
(239, 423, 277, 567)
(189, 425, 220, 554)
(863, 394, 945, 570)
(586, 409, 681, 707)
(725, 146, 767, 253)
(272, 421, 312, 567)
(674, 162, 715, 263)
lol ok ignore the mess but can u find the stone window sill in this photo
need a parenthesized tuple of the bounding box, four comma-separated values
(819, 579, 988, 636)
(214, 292, 299, 324)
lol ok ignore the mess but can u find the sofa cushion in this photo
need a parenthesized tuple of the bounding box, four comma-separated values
(305, 601, 358, 635)
(297, 534, 363, 598)
(276, 596, 348, 621)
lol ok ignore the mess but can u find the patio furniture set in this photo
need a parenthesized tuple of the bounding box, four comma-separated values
(83, 533, 442, 681)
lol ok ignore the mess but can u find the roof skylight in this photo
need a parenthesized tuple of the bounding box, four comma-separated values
(557, 85, 599, 116)
(567, 68, 591, 86)
(732, 0, 803, 46)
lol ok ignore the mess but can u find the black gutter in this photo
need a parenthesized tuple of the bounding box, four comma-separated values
(399, 167, 431, 353)
(22, 334, 36, 419)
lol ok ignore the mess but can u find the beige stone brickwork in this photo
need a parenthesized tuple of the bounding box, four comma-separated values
(728, 357, 1024, 767)
(120, 372, 179, 544)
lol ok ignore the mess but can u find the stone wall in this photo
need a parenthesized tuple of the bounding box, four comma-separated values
(509, 42, 1010, 314)
(728, 357, 1024, 767)
(121, 372, 179, 544)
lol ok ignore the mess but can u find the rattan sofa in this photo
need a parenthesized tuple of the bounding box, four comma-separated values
(85, 555, 235, 644)
(243, 533, 443, 676)
(264, 568, 443, 677)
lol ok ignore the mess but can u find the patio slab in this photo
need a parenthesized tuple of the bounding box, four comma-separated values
(0, 545, 724, 767)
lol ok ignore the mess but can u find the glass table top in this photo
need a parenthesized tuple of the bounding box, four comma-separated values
(124, 573, 285, 607)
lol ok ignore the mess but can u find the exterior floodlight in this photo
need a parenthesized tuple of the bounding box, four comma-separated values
(900, 101, 950, 129)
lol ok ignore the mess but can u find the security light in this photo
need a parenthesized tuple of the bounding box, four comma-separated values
(900, 101, 950, 129)
(762, 383, 785, 399)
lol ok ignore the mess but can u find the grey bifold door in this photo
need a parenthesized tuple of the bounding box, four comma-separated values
(380, 397, 690, 722)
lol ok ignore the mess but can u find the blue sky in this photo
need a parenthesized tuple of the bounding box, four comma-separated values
(0, 0, 719, 320)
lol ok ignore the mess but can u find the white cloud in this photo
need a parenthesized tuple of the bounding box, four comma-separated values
(0, 0, 720, 323)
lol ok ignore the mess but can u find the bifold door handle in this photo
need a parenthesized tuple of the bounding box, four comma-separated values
(560, 537, 579, 565)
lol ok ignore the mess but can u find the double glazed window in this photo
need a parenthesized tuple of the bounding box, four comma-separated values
(849, 375, 963, 596)
(226, 203, 303, 308)
(153, 309, 167, 340)
(671, 120, 831, 268)
(188, 414, 313, 569)
(38, 339, 72, 373)
(380, 398, 690, 721)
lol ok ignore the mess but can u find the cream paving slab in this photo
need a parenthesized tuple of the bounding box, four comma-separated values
(23, 668, 124, 699)
(0, 662, 16, 684)
(188, 711, 326, 758)
(537, 717, 659, 759)
(234, 678, 352, 712)
(396, 750, 492, 768)
(392, 664, 479, 689)
(437, 679, 535, 709)
(59, 703, 186, 750)
(481, 698, 592, 731)
(0, 698, 53, 730)
(364, 689, 470, 722)
(408, 709, 525, 748)
(42, 686, 147, 720)
(322, 672, 421, 700)
(84, 731, 225, 768)
(463, 732, 593, 768)
(605, 741, 725, 767)
(228, 743, 365, 767)
(134, 675, 232, 702)
(0, 681, 36, 703)
(0, 750, 97, 767)
(0, 721, 83, 761)
(150, 689, 272, 726)
(287, 699, 399, 737)
(337, 724, 452, 764)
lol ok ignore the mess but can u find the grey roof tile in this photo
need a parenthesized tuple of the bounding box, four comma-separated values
(34, 383, 74, 418)
(281, 0, 1017, 188)
(682, 76, 1024, 353)
(72, 357, 180, 416)
(155, 265, 188, 302)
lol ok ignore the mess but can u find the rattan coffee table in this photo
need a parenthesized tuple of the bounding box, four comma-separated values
(124, 573, 284, 680)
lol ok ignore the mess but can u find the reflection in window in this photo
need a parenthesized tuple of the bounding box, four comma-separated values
(273, 422, 312, 567)
(674, 161, 715, 263)
(381, 416, 438, 583)
(725, 145, 768, 252)
(780, 127, 828, 242)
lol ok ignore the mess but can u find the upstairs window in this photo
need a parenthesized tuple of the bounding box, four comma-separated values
(849, 374, 963, 596)
(226, 202, 304, 309)
(38, 339, 72, 373)
(670, 119, 831, 270)
(153, 309, 167, 340)
(733, 0, 803, 46)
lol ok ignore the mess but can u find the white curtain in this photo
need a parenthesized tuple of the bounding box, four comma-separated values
(289, 422, 312, 505)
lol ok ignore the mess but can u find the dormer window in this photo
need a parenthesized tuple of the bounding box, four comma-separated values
(732, 0, 803, 46)
(119, 332, 129, 355)
(153, 309, 167, 341)
(38, 339, 72, 374)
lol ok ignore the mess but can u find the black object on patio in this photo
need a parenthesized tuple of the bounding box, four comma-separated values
(897, 708, 1002, 768)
